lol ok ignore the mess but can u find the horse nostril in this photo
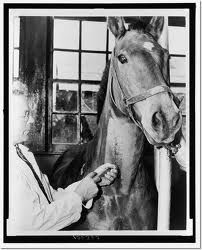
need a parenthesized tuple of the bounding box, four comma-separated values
(152, 111, 163, 128)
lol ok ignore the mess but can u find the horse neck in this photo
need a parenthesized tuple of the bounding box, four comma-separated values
(91, 72, 145, 195)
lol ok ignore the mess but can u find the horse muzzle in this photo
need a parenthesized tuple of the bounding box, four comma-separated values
(142, 110, 182, 146)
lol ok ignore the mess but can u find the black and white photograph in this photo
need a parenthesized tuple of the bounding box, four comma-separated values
(2, 2, 200, 249)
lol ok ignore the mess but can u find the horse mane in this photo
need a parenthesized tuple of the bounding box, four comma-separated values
(96, 60, 111, 123)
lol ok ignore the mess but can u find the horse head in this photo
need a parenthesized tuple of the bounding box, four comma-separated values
(108, 16, 182, 146)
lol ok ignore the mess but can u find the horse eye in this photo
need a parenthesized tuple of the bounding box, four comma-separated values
(118, 54, 128, 64)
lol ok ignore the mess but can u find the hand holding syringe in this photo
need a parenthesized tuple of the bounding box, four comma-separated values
(93, 163, 118, 186)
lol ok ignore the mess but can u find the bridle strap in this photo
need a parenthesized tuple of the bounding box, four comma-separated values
(109, 65, 143, 129)
(125, 85, 172, 106)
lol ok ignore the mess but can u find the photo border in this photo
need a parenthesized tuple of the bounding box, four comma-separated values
(3, 2, 196, 245)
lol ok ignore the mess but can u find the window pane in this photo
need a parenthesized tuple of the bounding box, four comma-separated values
(169, 56, 186, 83)
(81, 84, 99, 112)
(52, 114, 78, 143)
(108, 29, 115, 52)
(81, 115, 97, 143)
(82, 21, 106, 51)
(54, 19, 79, 49)
(168, 26, 187, 54)
(13, 49, 19, 77)
(14, 17, 20, 48)
(53, 51, 78, 79)
(53, 82, 78, 112)
(82, 53, 106, 80)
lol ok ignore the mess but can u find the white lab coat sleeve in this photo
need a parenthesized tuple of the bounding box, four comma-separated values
(32, 190, 83, 231)
(11, 172, 83, 231)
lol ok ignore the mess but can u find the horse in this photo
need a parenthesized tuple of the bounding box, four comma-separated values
(50, 16, 182, 230)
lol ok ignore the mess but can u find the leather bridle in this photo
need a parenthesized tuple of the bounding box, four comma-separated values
(109, 49, 178, 131)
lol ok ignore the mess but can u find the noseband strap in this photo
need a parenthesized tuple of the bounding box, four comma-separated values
(125, 85, 172, 106)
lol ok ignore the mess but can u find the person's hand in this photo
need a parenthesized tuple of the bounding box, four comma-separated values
(94, 163, 118, 187)
(74, 172, 100, 202)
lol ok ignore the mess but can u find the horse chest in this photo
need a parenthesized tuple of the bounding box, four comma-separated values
(86, 117, 157, 230)
(87, 185, 156, 230)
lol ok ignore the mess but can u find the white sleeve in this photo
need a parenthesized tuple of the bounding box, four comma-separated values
(32, 190, 83, 231)
(10, 173, 83, 232)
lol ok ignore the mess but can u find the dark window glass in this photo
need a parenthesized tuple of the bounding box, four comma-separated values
(53, 82, 78, 112)
(81, 84, 99, 113)
(52, 114, 78, 144)
(81, 115, 97, 143)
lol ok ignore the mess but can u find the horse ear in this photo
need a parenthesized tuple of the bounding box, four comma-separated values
(107, 16, 126, 38)
(146, 17, 164, 41)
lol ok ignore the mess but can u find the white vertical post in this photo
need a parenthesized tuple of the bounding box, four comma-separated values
(157, 147, 172, 231)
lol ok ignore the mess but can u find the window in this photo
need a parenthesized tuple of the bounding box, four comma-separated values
(49, 17, 112, 151)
